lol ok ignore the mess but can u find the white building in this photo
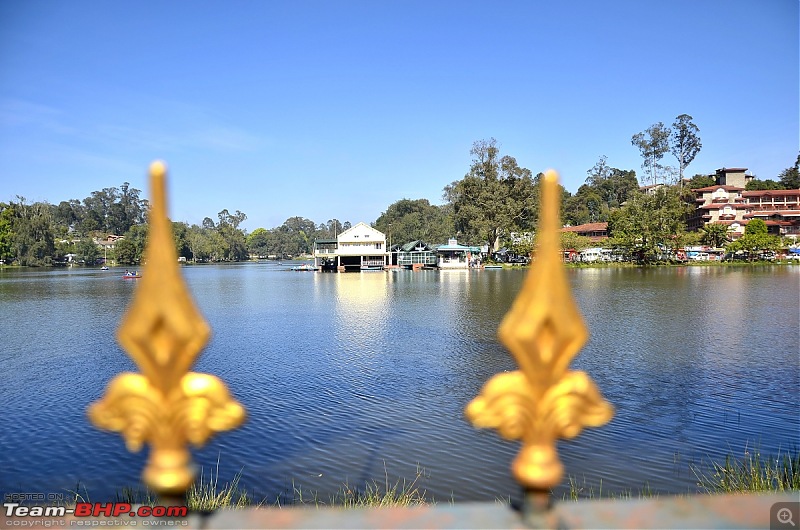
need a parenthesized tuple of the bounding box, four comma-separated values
(313, 222, 387, 271)
(435, 238, 477, 269)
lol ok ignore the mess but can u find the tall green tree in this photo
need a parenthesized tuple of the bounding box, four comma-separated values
(76, 237, 100, 265)
(246, 227, 271, 257)
(700, 223, 732, 248)
(172, 221, 190, 259)
(325, 219, 344, 238)
(670, 114, 702, 182)
(745, 178, 783, 191)
(216, 209, 248, 261)
(443, 138, 539, 250)
(114, 238, 138, 265)
(9, 198, 55, 266)
(124, 224, 149, 263)
(373, 198, 453, 245)
(563, 158, 637, 225)
(559, 231, 592, 251)
(727, 219, 780, 259)
(0, 203, 15, 263)
(686, 174, 716, 189)
(564, 185, 607, 224)
(607, 187, 690, 262)
(631, 122, 671, 185)
(778, 153, 800, 189)
(585, 157, 639, 209)
(745, 218, 768, 236)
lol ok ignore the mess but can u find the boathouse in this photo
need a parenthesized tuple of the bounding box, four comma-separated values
(397, 240, 437, 269)
(313, 222, 387, 271)
(435, 238, 480, 269)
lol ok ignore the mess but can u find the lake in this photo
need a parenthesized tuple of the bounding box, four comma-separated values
(0, 264, 798, 503)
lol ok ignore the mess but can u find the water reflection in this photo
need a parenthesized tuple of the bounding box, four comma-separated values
(330, 272, 390, 358)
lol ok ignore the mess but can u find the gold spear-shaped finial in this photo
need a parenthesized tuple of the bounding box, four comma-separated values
(88, 161, 246, 498)
(465, 169, 613, 512)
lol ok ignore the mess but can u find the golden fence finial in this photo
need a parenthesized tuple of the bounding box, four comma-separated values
(88, 161, 246, 497)
(465, 169, 613, 504)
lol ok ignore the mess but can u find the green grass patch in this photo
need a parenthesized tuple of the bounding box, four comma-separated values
(275, 464, 430, 508)
(692, 447, 800, 493)
(60, 447, 798, 510)
(561, 476, 659, 501)
(66, 461, 431, 510)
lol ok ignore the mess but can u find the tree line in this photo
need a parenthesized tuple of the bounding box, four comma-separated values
(2, 118, 798, 266)
(0, 189, 358, 265)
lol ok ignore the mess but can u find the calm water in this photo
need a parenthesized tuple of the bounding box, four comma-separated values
(1, 264, 798, 503)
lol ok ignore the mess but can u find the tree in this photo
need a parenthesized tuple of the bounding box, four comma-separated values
(605, 168, 640, 208)
(76, 237, 100, 265)
(124, 224, 149, 263)
(686, 174, 716, 189)
(246, 227, 271, 257)
(778, 153, 800, 189)
(745, 218, 768, 236)
(325, 219, 344, 238)
(745, 179, 783, 191)
(631, 122, 671, 185)
(373, 198, 453, 246)
(563, 159, 637, 226)
(172, 221, 190, 259)
(52, 200, 81, 235)
(9, 198, 55, 266)
(669, 114, 702, 182)
(216, 209, 248, 261)
(570, 185, 607, 223)
(585, 155, 613, 189)
(607, 187, 690, 262)
(114, 238, 138, 265)
(559, 231, 592, 252)
(187, 224, 215, 262)
(727, 219, 780, 260)
(0, 203, 15, 263)
(443, 138, 539, 251)
(700, 223, 732, 248)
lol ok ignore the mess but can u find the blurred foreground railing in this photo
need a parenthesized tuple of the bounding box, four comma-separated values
(3, 161, 795, 529)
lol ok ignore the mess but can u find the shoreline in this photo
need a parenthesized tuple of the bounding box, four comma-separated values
(2, 259, 798, 271)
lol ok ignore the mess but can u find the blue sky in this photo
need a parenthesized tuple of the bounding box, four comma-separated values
(1, 0, 797, 232)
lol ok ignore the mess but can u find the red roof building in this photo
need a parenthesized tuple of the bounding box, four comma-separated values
(561, 222, 608, 242)
(687, 168, 800, 240)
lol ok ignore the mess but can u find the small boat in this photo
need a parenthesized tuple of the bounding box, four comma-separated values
(484, 265, 503, 270)
(100, 266, 109, 271)
(290, 264, 316, 272)
(122, 271, 142, 279)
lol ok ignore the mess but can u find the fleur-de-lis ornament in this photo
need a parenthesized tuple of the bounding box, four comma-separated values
(88, 161, 246, 497)
(466, 170, 613, 507)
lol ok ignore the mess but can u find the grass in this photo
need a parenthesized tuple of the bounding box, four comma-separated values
(66, 459, 256, 510)
(327, 464, 429, 508)
(63, 461, 431, 511)
(692, 446, 800, 493)
(186, 462, 253, 511)
(559, 446, 799, 501)
(56, 447, 797, 511)
(561, 476, 658, 501)
(275, 463, 430, 508)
